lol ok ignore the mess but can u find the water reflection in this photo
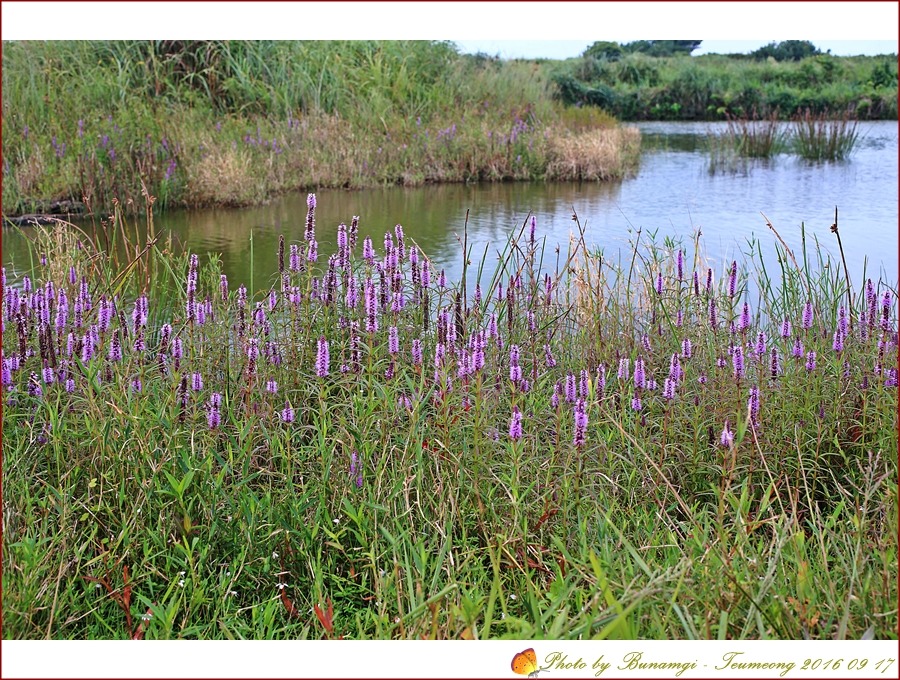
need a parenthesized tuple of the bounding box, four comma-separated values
(3, 121, 897, 289)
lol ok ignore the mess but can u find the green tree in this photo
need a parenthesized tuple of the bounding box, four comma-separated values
(583, 41, 624, 62)
(622, 40, 702, 57)
(751, 40, 822, 62)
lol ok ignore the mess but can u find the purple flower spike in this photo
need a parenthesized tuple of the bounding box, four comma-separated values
(388, 326, 399, 355)
(207, 406, 221, 430)
(720, 421, 734, 447)
(192, 372, 203, 392)
(802, 301, 813, 330)
(832, 330, 844, 353)
(573, 398, 588, 447)
(281, 403, 295, 423)
(781, 318, 792, 339)
(805, 351, 816, 372)
(881, 291, 892, 330)
(681, 338, 692, 359)
(755, 332, 767, 357)
(740, 302, 751, 331)
(544, 344, 557, 368)
(412, 338, 423, 366)
(728, 261, 737, 297)
(655, 272, 663, 295)
(748, 385, 760, 423)
(509, 406, 523, 441)
(770, 348, 780, 378)
(792, 338, 803, 358)
(565, 373, 576, 403)
(618, 357, 629, 381)
(108, 330, 122, 362)
(305, 193, 316, 241)
(633, 356, 646, 389)
(676, 250, 684, 281)
(838, 306, 848, 337)
(709, 298, 718, 329)
(663, 377, 675, 401)
(631, 395, 642, 412)
(732, 346, 745, 380)
(316, 336, 330, 377)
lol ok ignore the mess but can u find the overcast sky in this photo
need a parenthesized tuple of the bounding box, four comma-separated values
(453, 40, 898, 60)
(2, 1, 898, 50)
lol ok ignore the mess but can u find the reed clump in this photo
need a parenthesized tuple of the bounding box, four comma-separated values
(791, 108, 861, 161)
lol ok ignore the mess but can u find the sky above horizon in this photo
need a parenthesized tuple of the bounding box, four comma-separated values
(453, 40, 899, 60)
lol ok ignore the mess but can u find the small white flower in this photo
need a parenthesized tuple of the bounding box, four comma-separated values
(229, 590, 237, 597)
(141, 613, 152, 621)
(509, 594, 518, 601)
(501, 612, 506, 620)
(333, 518, 340, 525)
(276, 583, 287, 590)
(379, 569, 385, 577)
(272, 551, 279, 559)
(178, 579, 185, 587)
(94, 583, 102, 589)
(179, 571, 186, 576)
(394, 616, 401, 623)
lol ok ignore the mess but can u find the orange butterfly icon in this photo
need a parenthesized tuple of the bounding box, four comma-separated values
(511, 648, 546, 677)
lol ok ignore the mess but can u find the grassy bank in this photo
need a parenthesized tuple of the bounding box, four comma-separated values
(551, 51, 898, 121)
(2, 194, 897, 639)
(1, 41, 640, 216)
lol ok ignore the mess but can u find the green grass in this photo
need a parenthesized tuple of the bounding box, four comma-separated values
(550, 51, 897, 121)
(2, 193, 897, 639)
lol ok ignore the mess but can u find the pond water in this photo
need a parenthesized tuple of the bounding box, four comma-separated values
(3, 121, 897, 290)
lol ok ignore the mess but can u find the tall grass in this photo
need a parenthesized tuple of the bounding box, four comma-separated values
(725, 111, 788, 158)
(1, 41, 640, 216)
(2, 192, 896, 640)
(792, 108, 862, 161)
(705, 111, 787, 173)
(705, 108, 863, 172)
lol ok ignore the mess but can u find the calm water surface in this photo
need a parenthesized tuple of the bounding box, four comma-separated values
(4, 121, 897, 289)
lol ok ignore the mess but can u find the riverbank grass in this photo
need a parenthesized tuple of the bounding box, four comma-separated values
(2, 197, 897, 639)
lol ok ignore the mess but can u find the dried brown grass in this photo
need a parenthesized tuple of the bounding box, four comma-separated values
(545, 126, 641, 181)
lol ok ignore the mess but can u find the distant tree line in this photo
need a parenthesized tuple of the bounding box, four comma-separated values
(584, 40, 702, 61)
(582, 40, 831, 62)
(552, 41, 897, 120)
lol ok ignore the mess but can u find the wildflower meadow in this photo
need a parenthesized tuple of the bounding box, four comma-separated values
(2, 194, 896, 640)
